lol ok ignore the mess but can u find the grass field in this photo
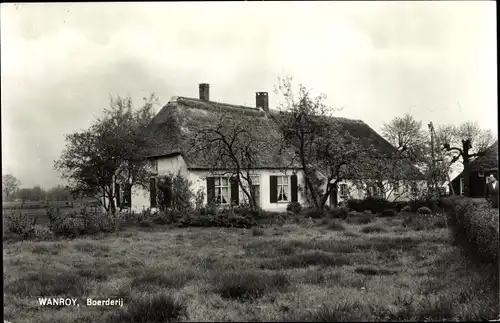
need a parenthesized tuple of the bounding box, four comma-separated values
(3, 215, 498, 322)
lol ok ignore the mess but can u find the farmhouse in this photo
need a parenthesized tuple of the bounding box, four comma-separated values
(450, 140, 498, 197)
(128, 84, 426, 212)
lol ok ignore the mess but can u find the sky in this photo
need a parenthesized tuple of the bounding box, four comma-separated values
(1, 1, 497, 188)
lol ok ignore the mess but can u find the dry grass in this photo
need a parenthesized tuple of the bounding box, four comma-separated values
(4, 215, 498, 322)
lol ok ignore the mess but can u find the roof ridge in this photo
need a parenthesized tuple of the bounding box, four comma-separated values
(176, 96, 261, 112)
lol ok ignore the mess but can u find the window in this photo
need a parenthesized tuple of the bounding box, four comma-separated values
(215, 177, 230, 205)
(460, 177, 465, 195)
(478, 171, 485, 178)
(150, 159, 158, 173)
(340, 183, 348, 198)
(277, 176, 289, 202)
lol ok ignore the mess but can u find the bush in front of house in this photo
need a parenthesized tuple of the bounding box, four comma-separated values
(46, 208, 123, 238)
(302, 208, 326, 219)
(403, 212, 447, 231)
(345, 211, 373, 225)
(178, 209, 256, 229)
(347, 197, 407, 214)
(381, 209, 398, 217)
(286, 202, 302, 215)
(416, 206, 432, 216)
(400, 205, 411, 213)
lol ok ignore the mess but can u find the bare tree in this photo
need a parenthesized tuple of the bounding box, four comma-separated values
(439, 121, 496, 197)
(381, 113, 428, 161)
(273, 77, 371, 210)
(381, 114, 450, 198)
(189, 105, 266, 208)
(54, 94, 159, 213)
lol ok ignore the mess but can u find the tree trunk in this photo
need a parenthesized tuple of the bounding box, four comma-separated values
(321, 179, 337, 209)
(462, 140, 471, 197)
(303, 168, 320, 210)
(108, 188, 116, 214)
(462, 159, 471, 197)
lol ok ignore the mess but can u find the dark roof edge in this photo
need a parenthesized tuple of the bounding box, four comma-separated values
(148, 152, 182, 159)
(187, 166, 302, 171)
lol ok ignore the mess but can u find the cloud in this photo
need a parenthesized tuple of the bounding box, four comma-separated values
(1, 2, 496, 187)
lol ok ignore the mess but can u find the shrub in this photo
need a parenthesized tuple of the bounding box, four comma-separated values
(438, 197, 453, 210)
(286, 201, 302, 214)
(401, 205, 411, 212)
(262, 251, 351, 269)
(46, 208, 122, 238)
(303, 208, 325, 219)
(4, 211, 36, 238)
(48, 212, 85, 238)
(81, 211, 123, 233)
(252, 227, 265, 236)
(447, 198, 499, 263)
(233, 205, 261, 219)
(31, 225, 55, 240)
(131, 268, 195, 290)
(416, 206, 432, 215)
(179, 212, 255, 228)
(108, 293, 187, 323)
(213, 270, 289, 300)
(152, 211, 172, 225)
(346, 212, 373, 225)
(329, 207, 349, 219)
(7, 269, 90, 296)
(326, 219, 346, 231)
(381, 209, 398, 217)
(347, 199, 365, 212)
(347, 197, 408, 214)
(403, 212, 448, 231)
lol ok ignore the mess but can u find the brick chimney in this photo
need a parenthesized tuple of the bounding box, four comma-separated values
(199, 83, 210, 100)
(256, 92, 269, 112)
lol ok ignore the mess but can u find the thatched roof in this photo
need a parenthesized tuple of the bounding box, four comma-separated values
(145, 97, 299, 169)
(145, 96, 425, 179)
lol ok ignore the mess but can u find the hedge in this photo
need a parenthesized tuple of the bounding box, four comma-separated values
(445, 196, 499, 263)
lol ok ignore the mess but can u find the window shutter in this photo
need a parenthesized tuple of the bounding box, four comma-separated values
(125, 184, 132, 208)
(206, 177, 215, 204)
(165, 176, 172, 208)
(115, 183, 121, 208)
(230, 177, 239, 205)
(150, 178, 157, 208)
(270, 176, 278, 203)
(291, 174, 298, 202)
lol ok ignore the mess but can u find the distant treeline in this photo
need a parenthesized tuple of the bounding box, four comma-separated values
(2, 184, 101, 209)
(6, 185, 72, 202)
(2, 199, 102, 210)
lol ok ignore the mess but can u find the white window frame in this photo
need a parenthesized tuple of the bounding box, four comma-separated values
(460, 177, 465, 195)
(215, 176, 230, 205)
(277, 175, 290, 202)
